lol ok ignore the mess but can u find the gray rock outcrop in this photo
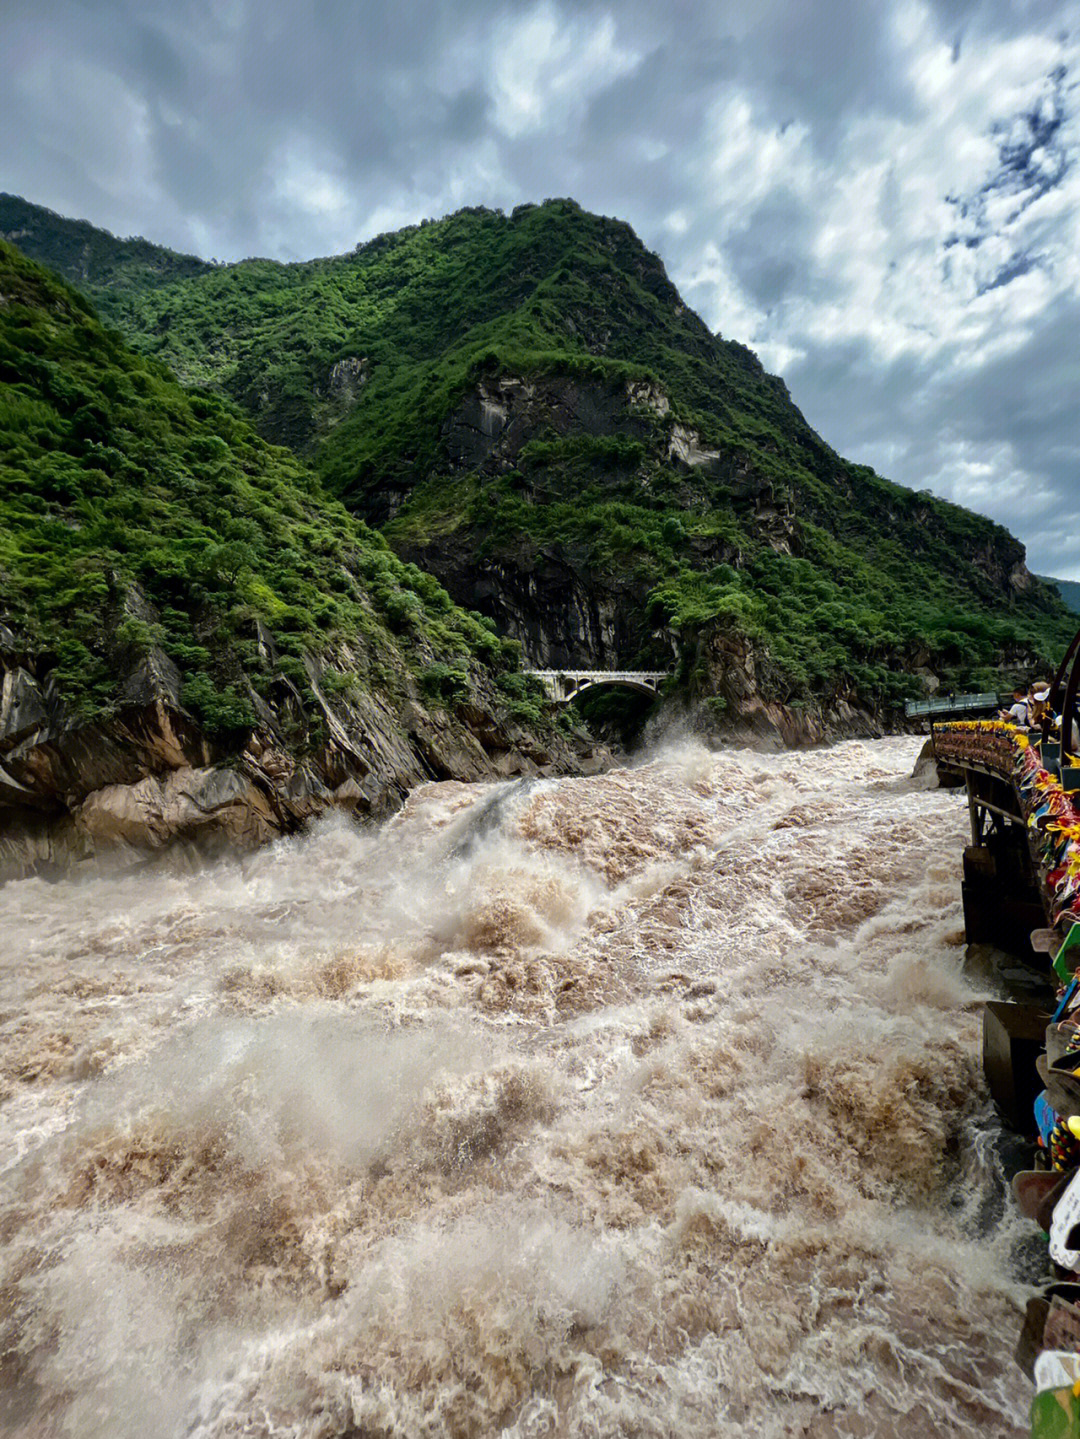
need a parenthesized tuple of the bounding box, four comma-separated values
(0, 626, 608, 880)
(396, 372, 789, 673)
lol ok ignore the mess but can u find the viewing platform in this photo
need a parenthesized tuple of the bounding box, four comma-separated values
(931, 636, 1080, 1425)
(904, 690, 1004, 720)
(932, 721, 1080, 957)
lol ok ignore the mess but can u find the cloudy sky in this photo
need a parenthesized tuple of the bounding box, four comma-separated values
(4, 0, 1080, 576)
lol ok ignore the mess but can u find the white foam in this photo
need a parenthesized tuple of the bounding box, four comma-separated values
(0, 736, 1031, 1435)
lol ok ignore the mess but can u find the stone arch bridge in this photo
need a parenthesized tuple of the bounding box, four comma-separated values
(525, 669, 670, 704)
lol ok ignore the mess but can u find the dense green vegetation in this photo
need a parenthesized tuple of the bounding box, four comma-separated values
(0, 194, 211, 295)
(418, 438, 1071, 703)
(0, 240, 519, 739)
(0, 196, 815, 478)
(1040, 576, 1080, 616)
(4, 193, 1073, 709)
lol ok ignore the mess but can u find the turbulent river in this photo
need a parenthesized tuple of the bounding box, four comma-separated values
(0, 736, 1035, 1437)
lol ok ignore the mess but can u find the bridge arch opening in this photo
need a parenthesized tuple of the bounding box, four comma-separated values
(524, 669, 671, 704)
(522, 669, 670, 742)
(564, 680, 660, 748)
(560, 678, 660, 703)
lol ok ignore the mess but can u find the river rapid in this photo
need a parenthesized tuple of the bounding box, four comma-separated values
(0, 735, 1033, 1437)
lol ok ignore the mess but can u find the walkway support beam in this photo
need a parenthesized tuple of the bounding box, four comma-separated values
(935, 730, 1050, 956)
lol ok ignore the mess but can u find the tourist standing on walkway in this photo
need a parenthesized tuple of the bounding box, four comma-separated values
(1001, 685, 1032, 726)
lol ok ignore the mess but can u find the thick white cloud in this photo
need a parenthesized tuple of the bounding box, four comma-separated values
(488, 2, 638, 139)
(2, 0, 1078, 575)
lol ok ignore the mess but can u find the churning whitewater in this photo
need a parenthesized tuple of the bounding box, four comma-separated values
(0, 736, 1031, 1436)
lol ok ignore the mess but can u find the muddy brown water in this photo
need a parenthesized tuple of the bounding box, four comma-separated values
(0, 737, 1032, 1436)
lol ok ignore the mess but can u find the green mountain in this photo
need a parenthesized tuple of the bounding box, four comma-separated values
(0, 193, 212, 295)
(1039, 576, 1080, 616)
(2, 193, 1073, 721)
(0, 238, 589, 876)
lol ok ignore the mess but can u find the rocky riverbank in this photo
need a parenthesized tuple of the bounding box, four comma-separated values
(0, 632, 609, 880)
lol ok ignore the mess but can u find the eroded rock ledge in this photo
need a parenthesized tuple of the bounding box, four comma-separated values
(0, 631, 608, 880)
(684, 619, 893, 748)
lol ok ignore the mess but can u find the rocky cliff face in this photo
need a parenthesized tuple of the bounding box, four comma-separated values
(391, 371, 798, 673)
(385, 353, 1061, 713)
(0, 624, 604, 879)
(682, 620, 887, 747)
(435, 373, 784, 506)
(395, 378, 650, 668)
(0, 239, 609, 880)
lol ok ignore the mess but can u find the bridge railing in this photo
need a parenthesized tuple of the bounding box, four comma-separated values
(526, 669, 669, 683)
(904, 691, 1001, 718)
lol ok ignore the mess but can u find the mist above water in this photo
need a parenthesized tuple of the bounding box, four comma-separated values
(0, 737, 1030, 1436)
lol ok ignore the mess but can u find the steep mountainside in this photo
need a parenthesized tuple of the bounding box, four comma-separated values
(4, 193, 1073, 729)
(0, 193, 212, 295)
(1040, 576, 1080, 615)
(0, 240, 598, 877)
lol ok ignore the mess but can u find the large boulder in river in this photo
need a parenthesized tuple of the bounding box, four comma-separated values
(75, 766, 279, 854)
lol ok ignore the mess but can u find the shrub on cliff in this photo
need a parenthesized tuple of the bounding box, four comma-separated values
(0, 240, 532, 740)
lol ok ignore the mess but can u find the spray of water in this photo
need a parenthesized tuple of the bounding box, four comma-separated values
(0, 737, 1030, 1436)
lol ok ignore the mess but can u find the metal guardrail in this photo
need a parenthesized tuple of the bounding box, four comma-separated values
(904, 691, 1001, 717)
(526, 670, 670, 684)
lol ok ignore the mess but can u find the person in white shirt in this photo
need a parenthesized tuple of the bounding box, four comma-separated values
(1001, 686, 1032, 726)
